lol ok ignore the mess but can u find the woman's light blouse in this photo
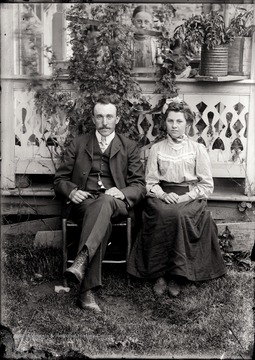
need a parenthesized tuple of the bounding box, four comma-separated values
(146, 135, 214, 199)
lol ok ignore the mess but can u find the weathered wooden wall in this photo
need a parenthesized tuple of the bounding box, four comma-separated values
(2, 194, 255, 220)
(2, 192, 255, 253)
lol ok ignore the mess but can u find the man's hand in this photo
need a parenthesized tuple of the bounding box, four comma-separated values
(69, 189, 93, 204)
(105, 187, 125, 200)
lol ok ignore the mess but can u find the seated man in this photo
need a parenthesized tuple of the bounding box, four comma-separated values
(54, 94, 146, 313)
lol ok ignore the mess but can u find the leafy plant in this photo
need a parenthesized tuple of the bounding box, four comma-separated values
(153, 36, 194, 118)
(218, 226, 253, 271)
(174, 11, 233, 56)
(218, 226, 234, 252)
(153, 4, 176, 31)
(227, 7, 254, 37)
(154, 37, 182, 99)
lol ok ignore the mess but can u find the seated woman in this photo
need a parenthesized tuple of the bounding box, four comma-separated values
(127, 97, 226, 297)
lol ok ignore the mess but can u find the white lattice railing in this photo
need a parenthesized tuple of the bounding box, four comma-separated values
(13, 80, 251, 181)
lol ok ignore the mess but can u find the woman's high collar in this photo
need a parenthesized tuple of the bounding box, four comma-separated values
(167, 134, 188, 149)
(167, 133, 187, 143)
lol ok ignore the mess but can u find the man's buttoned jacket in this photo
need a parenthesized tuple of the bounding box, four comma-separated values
(53, 132, 146, 209)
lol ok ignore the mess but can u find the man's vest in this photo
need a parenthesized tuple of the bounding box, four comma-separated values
(85, 137, 115, 193)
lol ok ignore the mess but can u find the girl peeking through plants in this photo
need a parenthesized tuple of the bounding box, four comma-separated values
(131, 5, 198, 78)
(131, 5, 162, 67)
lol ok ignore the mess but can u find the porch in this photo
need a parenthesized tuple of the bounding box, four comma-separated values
(1, 3, 255, 252)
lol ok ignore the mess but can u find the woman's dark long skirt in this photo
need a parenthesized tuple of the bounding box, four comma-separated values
(127, 198, 226, 281)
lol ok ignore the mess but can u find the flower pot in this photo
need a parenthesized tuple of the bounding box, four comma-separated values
(228, 37, 252, 76)
(200, 44, 229, 77)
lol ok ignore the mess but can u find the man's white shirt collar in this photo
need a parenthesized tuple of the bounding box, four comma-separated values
(96, 131, 115, 146)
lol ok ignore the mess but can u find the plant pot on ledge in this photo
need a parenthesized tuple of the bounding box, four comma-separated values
(200, 44, 229, 77)
(227, 8, 254, 76)
(228, 37, 252, 76)
(173, 11, 232, 79)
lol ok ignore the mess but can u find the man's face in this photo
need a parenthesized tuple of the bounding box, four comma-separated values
(133, 11, 153, 30)
(93, 103, 120, 137)
(166, 111, 187, 139)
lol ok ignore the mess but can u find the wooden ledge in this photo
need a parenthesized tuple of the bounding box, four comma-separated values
(2, 188, 56, 197)
(2, 187, 255, 203)
(195, 75, 249, 82)
(209, 193, 255, 202)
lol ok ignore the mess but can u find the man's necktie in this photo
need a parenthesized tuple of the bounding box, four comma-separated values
(99, 136, 107, 153)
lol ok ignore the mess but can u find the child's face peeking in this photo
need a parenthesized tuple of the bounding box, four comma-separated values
(133, 11, 153, 30)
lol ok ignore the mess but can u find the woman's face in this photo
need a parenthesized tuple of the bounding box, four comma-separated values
(133, 11, 153, 30)
(166, 111, 187, 139)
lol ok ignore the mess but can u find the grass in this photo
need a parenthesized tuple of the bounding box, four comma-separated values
(1, 234, 254, 359)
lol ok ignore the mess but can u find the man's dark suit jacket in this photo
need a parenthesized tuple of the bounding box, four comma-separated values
(53, 132, 146, 209)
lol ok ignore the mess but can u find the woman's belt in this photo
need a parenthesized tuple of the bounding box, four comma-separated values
(160, 181, 189, 195)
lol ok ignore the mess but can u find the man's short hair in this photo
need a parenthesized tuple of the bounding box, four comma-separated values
(93, 94, 120, 114)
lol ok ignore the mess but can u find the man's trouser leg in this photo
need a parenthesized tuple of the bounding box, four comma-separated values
(69, 194, 128, 292)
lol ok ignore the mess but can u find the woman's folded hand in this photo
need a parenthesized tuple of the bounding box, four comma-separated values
(161, 192, 191, 204)
(162, 192, 179, 204)
(177, 194, 191, 203)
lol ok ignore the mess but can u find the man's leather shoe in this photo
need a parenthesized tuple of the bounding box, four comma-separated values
(77, 290, 102, 313)
(168, 279, 181, 297)
(153, 277, 167, 296)
(64, 249, 88, 284)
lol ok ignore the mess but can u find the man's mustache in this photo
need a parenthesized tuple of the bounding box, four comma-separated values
(99, 126, 111, 130)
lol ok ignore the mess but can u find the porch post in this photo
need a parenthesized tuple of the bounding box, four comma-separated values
(245, 12, 255, 196)
(1, 5, 15, 189)
(52, 3, 66, 60)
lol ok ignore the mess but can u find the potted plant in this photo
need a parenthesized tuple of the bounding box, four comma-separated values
(174, 11, 233, 77)
(227, 8, 254, 76)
